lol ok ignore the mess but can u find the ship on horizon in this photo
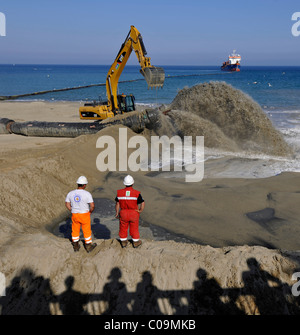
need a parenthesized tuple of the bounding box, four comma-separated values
(221, 50, 241, 72)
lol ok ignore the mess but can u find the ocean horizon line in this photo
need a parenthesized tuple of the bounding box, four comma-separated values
(1, 64, 300, 68)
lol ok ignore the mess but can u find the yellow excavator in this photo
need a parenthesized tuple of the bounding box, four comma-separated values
(79, 25, 165, 120)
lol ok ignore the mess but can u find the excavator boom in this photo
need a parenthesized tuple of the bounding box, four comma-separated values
(79, 26, 165, 120)
(107, 25, 164, 110)
(130, 27, 165, 89)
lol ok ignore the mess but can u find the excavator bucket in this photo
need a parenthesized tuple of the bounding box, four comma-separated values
(140, 66, 165, 89)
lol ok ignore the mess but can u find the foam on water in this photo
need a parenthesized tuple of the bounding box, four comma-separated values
(203, 107, 300, 178)
(205, 105, 300, 178)
(203, 148, 300, 178)
(148, 145, 300, 179)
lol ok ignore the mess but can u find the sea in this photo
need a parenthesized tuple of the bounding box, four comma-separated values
(1, 64, 300, 179)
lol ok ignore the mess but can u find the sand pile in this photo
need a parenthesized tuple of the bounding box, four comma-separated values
(1, 232, 300, 315)
(0, 124, 299, 314)
(0, 97, 300, 315)
(169, 82, 292, 156)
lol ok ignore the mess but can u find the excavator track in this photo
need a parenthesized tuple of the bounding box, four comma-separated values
(141, 66, 165, 89)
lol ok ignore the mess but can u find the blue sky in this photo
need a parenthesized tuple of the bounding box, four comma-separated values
(0, 0, 300, 65)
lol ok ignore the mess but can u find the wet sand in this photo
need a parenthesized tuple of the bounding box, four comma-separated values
(1, 100, 300, 315)
(53, 197, 199, 245)
(1, 100, 300, 250)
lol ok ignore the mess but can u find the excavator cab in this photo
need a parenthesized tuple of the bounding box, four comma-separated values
(117, 94, 135, 113)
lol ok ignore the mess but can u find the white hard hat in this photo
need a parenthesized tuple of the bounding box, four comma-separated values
(76, 176, 88, 185)
(123, 175, 134, 186)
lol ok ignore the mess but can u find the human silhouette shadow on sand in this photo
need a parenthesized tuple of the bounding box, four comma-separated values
(1, 257, 300, 315)
(241, 257, 297, 314)
(132, 271, 162, 315)
(56, 276, 89, 315)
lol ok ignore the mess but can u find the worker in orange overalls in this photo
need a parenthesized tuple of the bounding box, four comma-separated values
(65, 176, 97, 253)
(115, 175, 145, 248)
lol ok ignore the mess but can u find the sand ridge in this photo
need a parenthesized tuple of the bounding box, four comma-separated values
(1, 92, 300, 314)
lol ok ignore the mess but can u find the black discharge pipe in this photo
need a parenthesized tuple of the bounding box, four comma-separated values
(9, 121, 106, 137)
(0, 109, 161, 138)
(0, 118, 15, 134)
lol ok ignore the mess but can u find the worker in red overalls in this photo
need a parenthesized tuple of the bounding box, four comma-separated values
(115, 175, 145, 248)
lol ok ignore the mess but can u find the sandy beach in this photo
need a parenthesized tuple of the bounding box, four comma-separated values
(1, 97, 300, 315)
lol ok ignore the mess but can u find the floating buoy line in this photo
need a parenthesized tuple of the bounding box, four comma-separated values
(0, 72, 232, 101)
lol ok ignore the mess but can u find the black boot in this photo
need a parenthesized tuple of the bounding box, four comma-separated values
(133, 240, 142, 248)
(85, 242, 97, 253)
(72, 241, 80, 252)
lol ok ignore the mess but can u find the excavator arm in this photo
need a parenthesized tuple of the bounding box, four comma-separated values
(79, 26, 164, 120)
(106, 25, 165, 114)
